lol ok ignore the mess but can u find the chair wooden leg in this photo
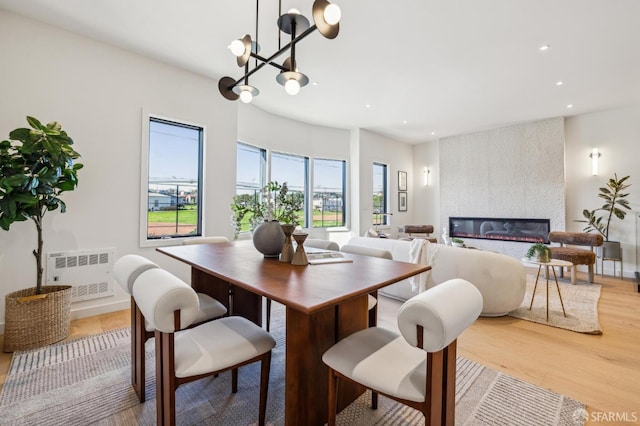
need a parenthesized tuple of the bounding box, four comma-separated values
(232, 368, 238, 393)
(368, 292, 378, 327)
(134, 303, 146, 402)
(371, 391, 378, 409)
(258, 351, 272, 426)
(266, 298, 271, 332)
(130, 298, 137, 388)
(156, 329, 177, 426)
(443, 341, 457, 426)
(327, 368, 338, 426)
(588, 264, 595, 283)
(425, 350, 445, 425)
(155, 320, 175, 426)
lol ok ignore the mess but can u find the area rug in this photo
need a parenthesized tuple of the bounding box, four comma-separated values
(0, 307, 585, 425)
(509, 273, 603, 335)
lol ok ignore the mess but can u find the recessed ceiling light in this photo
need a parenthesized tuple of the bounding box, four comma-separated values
(311, 81, 319, 86)
(431, 132, 436, 136)
(539, 44, 550, 51)
(567, 104, 573, 109)
(556, 81, 564, 86)
(365, 104, 371, 108)
(402, 120, 408, 125)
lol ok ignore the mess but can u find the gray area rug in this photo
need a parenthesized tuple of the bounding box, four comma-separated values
(509, 273, 603, 335)
(0, 304, 585, 425)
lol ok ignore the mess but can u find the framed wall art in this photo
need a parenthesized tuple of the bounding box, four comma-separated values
(398, 191, 408, 212)
(398, 171, 407, 191)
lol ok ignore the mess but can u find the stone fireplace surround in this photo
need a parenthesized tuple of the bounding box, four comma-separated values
(438, 117, 566, 259)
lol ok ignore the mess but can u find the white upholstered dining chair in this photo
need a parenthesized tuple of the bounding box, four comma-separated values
(132, 268, 276, 426)
(322, 279, 483, 425)
(113, 254, 227, 402)
(339, 244, 393, 327)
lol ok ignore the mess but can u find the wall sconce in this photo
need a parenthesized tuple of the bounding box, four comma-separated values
(423, 167, 431, 186)
(590, 148, 601, 176)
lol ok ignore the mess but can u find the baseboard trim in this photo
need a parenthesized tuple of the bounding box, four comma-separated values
(0, 300, 129, 335)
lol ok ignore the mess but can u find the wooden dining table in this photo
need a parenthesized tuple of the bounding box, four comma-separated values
(157, 240, 431, 425)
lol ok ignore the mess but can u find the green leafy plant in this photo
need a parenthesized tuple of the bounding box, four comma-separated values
(578, 174, 631, 241)
(230, 181, 303, 239)
(0, 117, 83, 294)
(526, 243, 550, 262)
(451, 237, 464, 244)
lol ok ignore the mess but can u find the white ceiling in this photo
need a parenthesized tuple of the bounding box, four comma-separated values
(1, 0, 639, 143)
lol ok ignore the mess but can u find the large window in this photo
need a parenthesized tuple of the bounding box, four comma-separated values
(145, 117, 203, 240)
(271, 152, 308, 227)
(373, 163, 388, 225)
(234, 142, 347, 232)
(313, 158, 346, 227)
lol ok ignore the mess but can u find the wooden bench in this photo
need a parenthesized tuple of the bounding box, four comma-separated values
(402, 225, 437, 243)
(548, 231, 603, 284)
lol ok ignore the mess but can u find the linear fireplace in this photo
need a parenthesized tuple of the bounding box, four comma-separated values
(449, 217, 550, 244)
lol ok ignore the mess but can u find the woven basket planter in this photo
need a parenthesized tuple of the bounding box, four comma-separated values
(3, 285, 72, 352)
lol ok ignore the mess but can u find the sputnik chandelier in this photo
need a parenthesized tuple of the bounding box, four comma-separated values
(218, 0, 342, 103)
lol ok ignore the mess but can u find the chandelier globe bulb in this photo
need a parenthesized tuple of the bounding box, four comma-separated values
(239, 90, 253, 103)
(323, 4, 341, 25)
(228, 39, 245, 56)
(285, 79, 300, 95)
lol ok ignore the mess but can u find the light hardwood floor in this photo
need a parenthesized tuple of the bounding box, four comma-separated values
(1, 269, 639, 425)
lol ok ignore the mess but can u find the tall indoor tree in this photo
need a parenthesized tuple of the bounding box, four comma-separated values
(0, 116, 83, 294)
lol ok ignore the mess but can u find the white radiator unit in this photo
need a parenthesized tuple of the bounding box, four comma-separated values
(46, 248, 116, 303)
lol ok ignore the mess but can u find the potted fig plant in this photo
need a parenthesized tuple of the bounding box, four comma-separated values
(0, 117, 83, 352)
(578, 173, 631, 270)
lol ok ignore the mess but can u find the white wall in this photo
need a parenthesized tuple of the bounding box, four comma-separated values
(438, 118, 566, 259)
(238, 104, 350, 160)
(354, 129, 415, 238)
(0, 10, 237, 328)
(412, 141, 440, 237)
(565, 105, 640, 277)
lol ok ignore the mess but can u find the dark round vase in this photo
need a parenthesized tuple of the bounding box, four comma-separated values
(252, 220, 285, 258)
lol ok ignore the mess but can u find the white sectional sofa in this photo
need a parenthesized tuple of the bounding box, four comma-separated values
(346, 237, 526, 317)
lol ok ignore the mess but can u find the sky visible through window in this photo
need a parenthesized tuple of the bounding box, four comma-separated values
(149, 120, 200, 185)
(147, 119, 202, 239)
(237, 143, 263, 195)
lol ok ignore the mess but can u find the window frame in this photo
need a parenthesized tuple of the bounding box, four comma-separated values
(372, 162, 389, 226)
(234, 142, 267, 237)
(312, 157, 347, 228)
(139, 112, 205, 248)
(269, 150, 310, 228)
